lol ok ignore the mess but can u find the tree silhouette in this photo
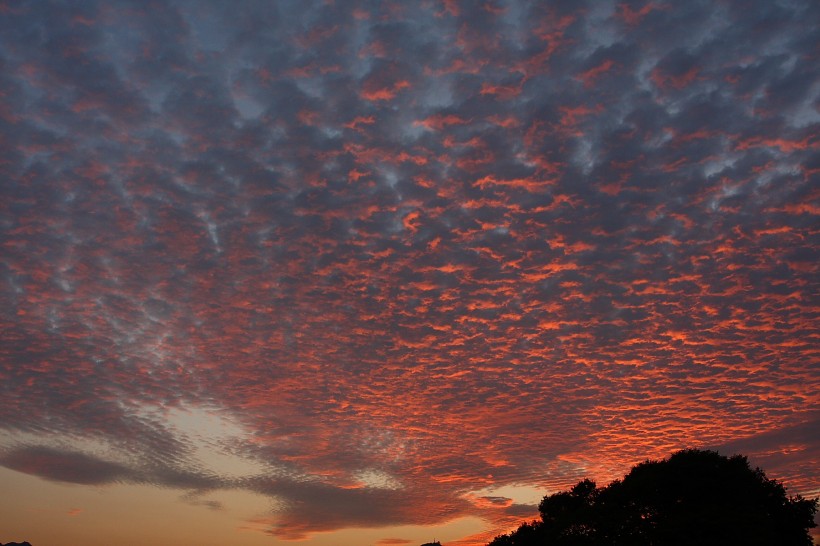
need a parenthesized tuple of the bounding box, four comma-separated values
(489, 450, 817, 546)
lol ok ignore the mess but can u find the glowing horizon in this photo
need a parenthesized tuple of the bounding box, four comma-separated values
(0, 1, 818, 545)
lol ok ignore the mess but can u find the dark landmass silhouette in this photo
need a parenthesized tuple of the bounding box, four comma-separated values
(489, 449, 818, 546)
(1, 542, 33, 546)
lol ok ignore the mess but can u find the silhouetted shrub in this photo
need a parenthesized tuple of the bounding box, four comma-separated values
(489, 449, 817, 546)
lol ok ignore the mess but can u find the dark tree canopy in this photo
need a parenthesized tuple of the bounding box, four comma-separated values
(489, 450, 817, 546)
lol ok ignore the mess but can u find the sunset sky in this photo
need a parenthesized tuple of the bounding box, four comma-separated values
(1, 1, 818, 545)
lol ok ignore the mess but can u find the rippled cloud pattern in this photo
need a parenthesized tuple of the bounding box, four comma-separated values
(1, 0, 818, 544)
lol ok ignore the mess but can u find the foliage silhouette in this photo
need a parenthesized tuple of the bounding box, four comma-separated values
(489, 449, 817, 546)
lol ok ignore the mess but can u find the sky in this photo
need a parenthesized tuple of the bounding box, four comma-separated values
(0, 0, 818, 545)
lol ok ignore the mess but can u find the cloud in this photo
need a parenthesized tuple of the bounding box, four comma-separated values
(0, 0, 817, 542)
(0, 443, 226, 491)
(0, 446, 136, 485)
(246, 475, 470, 540)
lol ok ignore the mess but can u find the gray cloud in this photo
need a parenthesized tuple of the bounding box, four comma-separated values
(0, 0, 817, 540)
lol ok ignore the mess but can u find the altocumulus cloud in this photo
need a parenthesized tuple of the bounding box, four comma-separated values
(0, 0, 818, 542)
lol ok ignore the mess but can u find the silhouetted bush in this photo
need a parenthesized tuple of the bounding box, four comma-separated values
(489, 449, 817, 546)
